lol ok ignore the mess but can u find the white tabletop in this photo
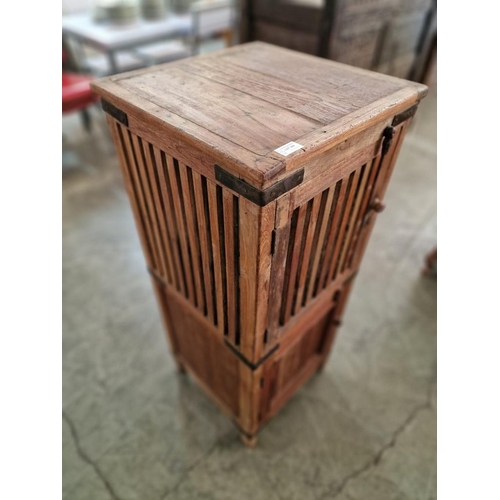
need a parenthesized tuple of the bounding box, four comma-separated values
(62, 12, 192, 51)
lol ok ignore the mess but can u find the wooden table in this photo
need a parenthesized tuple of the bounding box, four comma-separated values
(62, 12, 192, 73)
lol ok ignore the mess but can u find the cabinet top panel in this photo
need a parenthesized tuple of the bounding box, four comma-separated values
(92, 42, 426, 189)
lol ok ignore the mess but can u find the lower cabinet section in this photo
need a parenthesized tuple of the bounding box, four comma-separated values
(153, 277, 348, 444)
(157, 283, 241, 417)
(259, 311, 332, 423)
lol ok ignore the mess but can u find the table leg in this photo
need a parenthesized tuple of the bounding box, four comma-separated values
(107, 50, 118, 75)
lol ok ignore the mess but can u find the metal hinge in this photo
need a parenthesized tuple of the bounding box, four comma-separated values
(381, 126, 395, 156)
(270, 230, 277, 255)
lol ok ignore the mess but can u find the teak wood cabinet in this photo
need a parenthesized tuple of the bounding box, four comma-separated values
(92, 42, 427, 446)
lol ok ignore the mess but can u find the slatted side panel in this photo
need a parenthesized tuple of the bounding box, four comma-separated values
(114, 123, 241, 343)
(277, 155, 384, 327)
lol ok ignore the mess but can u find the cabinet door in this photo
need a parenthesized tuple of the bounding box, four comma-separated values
(349, 120, 410, 271)
(264, 119, 411, 349)
(259, 309, 332, 424)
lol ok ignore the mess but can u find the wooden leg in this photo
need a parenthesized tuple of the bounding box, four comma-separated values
(422, 247, 437, 276)
(175, 356, 186, 374)
(316, 360, 327, 373)
(241, 433, 257, 448)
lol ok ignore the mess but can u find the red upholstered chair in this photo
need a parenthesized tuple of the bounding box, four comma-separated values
(62, 50, 97, 132)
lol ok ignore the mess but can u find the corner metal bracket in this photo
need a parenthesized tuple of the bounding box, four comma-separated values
(148, 266, 279, 371)
(101, 98, 128, 126)
(224, 340, 279, 370)
(392, 104, 419, 127)
(215, 165, 304, 207)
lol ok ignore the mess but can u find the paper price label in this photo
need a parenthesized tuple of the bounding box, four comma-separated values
(274, 142, 303, 156)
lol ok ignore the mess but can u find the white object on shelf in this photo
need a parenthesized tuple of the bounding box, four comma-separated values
(134, 39, 191, 64)
(190, 0, 234, 53)
(85, 51, 145, 75)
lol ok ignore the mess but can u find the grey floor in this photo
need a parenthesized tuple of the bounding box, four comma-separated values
(63, 90, 437, 500)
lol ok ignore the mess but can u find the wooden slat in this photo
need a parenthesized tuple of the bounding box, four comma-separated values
(238, 196, 260, 358)
(327, 169, 361, 283)
(222, 190, 237, 344)
(108, 118, 154, 269)
(316, 179, 349, 294)
(179, 164, 206, 314)
(338, 162, 371, 274)
(192, 172, 216, 324)
(280, 203, 308, 325)
(253, 200, 276, 357)
(120, 127, 160, 272)
(131, 134, 168, 280)
(293, 194, 322, 315)
(305, 186, 336, 304)
(165, 156, 196, 304)
(207, 182, 226, 335)
(153, 147, 186, 296)
(267, 194, 293, 345)
(345, 155, 381, 269)
(238, 198, 276, 361)
(143, 142, 176, 287)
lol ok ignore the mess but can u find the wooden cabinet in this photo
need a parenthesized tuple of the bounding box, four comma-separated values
(240, 0, 436, 81)
(92, 42, 427, 446)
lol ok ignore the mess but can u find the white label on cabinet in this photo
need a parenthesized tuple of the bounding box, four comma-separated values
(274, 141, 303, 156)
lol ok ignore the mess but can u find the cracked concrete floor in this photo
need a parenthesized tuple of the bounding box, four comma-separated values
(63, 89, 436, 500)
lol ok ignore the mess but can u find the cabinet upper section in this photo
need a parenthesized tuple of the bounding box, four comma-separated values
(92, 42, 427, 189)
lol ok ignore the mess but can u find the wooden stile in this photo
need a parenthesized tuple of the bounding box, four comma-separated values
(92, 42, 427, 446)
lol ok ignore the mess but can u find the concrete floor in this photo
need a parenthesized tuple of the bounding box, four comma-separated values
(62, 90, 436, 500)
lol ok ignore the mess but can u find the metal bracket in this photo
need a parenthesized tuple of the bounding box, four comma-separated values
(101, 98, 128, 126)
(224, 340, 279, 370)
(215, 165, 304, 207)
(392, 104, 419, 127)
